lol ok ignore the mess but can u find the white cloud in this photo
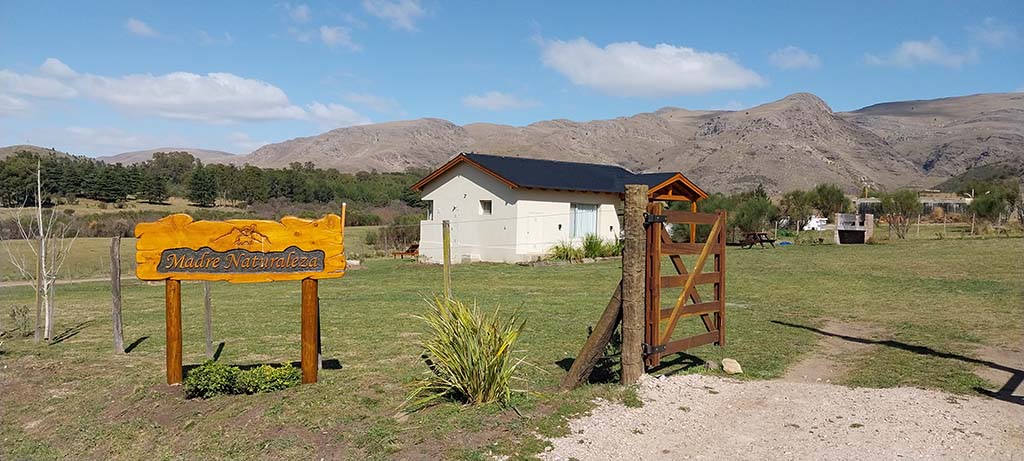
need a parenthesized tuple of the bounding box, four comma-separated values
(285, 3, 312, 23)
(76, 71, 307, 123)
(306, 102, 371, 129)
(1015, 85, 1024, 93)
(712, 100, 747, 111)
(62, 126, 177, 153)
(319, 26, 360, 50)
(0, 68, 77, 99)
(2, 58, 373, 129)
(343, 92, 403, 114)
(968, 17, 1018, 47)
(0, 94, 31, 116)
(227, 132, 268, 153)
(40, 58, 78, 79)
(362, 0, 425, 31)
(768, 46, 821, 70)
(198, 30, 235, 46)
(864, 38, 977, 69)
(462, 91, 541, 110)
(124, 18, 161, 38)
(540, 38, 765, 97)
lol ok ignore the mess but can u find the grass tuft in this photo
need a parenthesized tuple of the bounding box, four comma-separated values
(405, 296, 528, 409)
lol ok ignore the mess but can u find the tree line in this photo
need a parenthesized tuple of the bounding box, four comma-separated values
(0, 150, 427, 211)
(671, 180, 1022, 242)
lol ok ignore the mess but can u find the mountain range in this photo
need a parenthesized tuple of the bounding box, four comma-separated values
(6, 92, 1023, 194)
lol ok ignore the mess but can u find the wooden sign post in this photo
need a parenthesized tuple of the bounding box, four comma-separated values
(135, 213, 346, 385)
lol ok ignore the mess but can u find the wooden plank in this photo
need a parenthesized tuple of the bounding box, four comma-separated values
(661, 217, 721, 343)
(301, 278, 319, 384)
(663, 210, 719, 225)
(111, 236, 124, 354)
(662, 227, 716, 333)
(165, 280, 182, 385)
(689, 201, 698, 243)
(717, 210, 727, 347)
(135, 214, 346, 283)
(559, 282, 623, 391)
(644, 202, 662, 368)
(621, 184, 647, 385)
(660, 301, 721, 318)
(660, 242, 712, 256)
(662, 331, 720, 356)
(661, 272, 721, 288)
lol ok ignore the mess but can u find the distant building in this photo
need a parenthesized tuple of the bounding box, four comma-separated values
(411, 153, 708, 263)
(854, 191, 970, 217)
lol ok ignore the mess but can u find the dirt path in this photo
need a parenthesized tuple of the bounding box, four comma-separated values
(540, 374, 1024, 460)
(0, 277, 130, 288)
(781, 321, 887, 384)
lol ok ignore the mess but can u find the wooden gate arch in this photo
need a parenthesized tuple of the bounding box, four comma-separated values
(643, 203, 726, 368)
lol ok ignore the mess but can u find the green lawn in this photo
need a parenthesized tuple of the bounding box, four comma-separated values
(1, 237, 1021, 459)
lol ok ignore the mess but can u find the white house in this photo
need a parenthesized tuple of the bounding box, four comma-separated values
(411, 153, 708, 264)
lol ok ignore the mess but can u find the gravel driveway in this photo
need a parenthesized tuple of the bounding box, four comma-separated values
(541, 374, 1024, 460)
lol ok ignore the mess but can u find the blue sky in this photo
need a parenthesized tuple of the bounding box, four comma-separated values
(1, 1, 1021, 156)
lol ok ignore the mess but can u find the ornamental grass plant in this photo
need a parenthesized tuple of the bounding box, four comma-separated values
(406, 296, 527, 409)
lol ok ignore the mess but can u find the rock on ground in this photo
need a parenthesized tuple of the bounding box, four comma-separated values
(541, 374, 1024, 461)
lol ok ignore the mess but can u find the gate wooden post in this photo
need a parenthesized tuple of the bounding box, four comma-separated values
(166, 280, 183, 385)
(621, 184, 648, 385)
(301, 278, 319, 384)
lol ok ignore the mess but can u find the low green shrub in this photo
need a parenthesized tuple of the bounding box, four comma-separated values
(601, 238, 623, 257)
(5, 305, 31, 337)
(184, 361, 301, 399)
(236, 364, 302, 394)
(582, 234, 605, 258)
(406, 296, 527, 409)
(549, 241, 583, 262)
(184, 361, 240, 398)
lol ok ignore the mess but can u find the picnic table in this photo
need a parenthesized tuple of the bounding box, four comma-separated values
(392, 242, 419, 259)
(742, 232, 776, 249)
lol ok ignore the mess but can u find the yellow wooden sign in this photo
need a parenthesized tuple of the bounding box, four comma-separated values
(135, 213, 346, 283)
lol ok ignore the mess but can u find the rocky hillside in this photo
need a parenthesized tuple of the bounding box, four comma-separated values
(15, 92, 1019, 194)
(0, 145, 70, 159)
(98, 147, 240, 165)
(842, 92, 1024, 179)
(249, 92, 1023, 193)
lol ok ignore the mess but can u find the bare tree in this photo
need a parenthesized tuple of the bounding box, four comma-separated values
(0, 161, 79, 342)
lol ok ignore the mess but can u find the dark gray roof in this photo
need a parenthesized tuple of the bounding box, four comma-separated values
(463, 153, 672, 194)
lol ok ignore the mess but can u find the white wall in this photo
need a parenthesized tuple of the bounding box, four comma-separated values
(419, 163, 519, 263)
(419, 163, 624, 263)
(514, 189, 621, 261)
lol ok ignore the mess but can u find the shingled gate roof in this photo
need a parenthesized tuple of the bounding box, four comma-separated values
(411, 153, 708, 200)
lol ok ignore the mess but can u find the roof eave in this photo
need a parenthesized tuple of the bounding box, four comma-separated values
(411, 153, 520, 192)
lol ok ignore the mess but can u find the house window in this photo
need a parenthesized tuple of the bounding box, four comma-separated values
(571, 203, 598, 238)
(479, 200, 492, 215)
(425, 200, 433, 220)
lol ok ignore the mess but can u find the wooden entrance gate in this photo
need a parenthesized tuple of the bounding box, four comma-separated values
(643, 203, 727, 368)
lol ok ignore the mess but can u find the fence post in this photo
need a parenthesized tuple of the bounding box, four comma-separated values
(111, 236, 124, 354)
(621, 184, 648, 385)
(442, 219, 452, 298)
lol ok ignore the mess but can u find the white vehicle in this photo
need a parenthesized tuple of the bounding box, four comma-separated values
(802, 216, 828, 231)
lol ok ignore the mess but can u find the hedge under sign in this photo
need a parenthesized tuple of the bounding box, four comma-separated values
(135, 213, 346, 386)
